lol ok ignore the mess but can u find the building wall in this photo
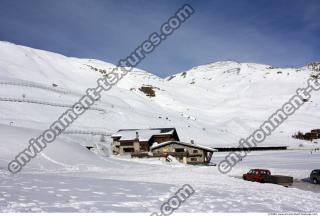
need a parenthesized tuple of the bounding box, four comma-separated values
(140, 141, 149, 151)
(152, 143, 205, 164)
(112, 130, 179, 155)
(152, 135, 176, 144)
(112, 137, 174, 155)
(112, 140, 120, 154)
(118, 140, 140, 154)
(112, 139, 149, 155)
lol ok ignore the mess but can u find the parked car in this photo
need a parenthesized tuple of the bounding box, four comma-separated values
(243, 169, 293, 187)
(243, 169, 270, 183)
(310, 169, 320, 184)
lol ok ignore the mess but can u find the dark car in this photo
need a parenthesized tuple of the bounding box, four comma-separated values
(310, 169, 320, 184)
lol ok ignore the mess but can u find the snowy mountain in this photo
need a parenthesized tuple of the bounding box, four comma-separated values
(0, 41, 319, 149)
(1, 41, 320, 212)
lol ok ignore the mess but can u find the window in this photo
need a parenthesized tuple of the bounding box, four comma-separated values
(123, 148, 134, 153)
(312, 170, 319, 175)
(175, 148, 185, 152)
(190, 157, 197, 161)
(192, 150, 198, 153)
(250, 170, 257, 175)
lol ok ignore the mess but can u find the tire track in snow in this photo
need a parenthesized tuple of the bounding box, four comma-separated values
(40, 153, 73, 169)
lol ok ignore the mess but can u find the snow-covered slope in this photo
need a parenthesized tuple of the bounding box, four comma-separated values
(1, 41, 320, 213)
(161, 61, 320, 146)
(0, 41, 319, 149)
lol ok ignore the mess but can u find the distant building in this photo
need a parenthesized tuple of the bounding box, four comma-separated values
(111, 128, 179, 155)
(150, 141, 217, 165)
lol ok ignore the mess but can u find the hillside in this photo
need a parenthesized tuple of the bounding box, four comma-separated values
(0, 41, 319, 150)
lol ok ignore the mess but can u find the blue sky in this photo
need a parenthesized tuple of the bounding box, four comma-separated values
(0, 0, 319, 77)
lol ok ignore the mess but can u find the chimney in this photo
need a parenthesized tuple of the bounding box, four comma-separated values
(135, 131, 139, 140)
(190, 140, 194, 144)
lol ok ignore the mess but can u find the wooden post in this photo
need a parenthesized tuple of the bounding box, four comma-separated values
(207, 152, 213, 163)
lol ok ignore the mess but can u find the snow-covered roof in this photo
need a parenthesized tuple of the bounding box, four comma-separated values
(111, 128, 177, 142)
(150, 141, 217, 152)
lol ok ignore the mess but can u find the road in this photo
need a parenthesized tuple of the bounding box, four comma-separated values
(232, 176, 320, 193)
(291, 179, 320, 193)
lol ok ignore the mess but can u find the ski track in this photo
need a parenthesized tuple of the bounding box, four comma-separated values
(0, 80, 82, 96)
(0, 97, 105, 112)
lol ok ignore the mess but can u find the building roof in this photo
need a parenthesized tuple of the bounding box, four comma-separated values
(150, 141, 217, 152)
(111, 128, 177, 142)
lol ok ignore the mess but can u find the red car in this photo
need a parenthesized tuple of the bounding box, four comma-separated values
(243, 169, 271, 183)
